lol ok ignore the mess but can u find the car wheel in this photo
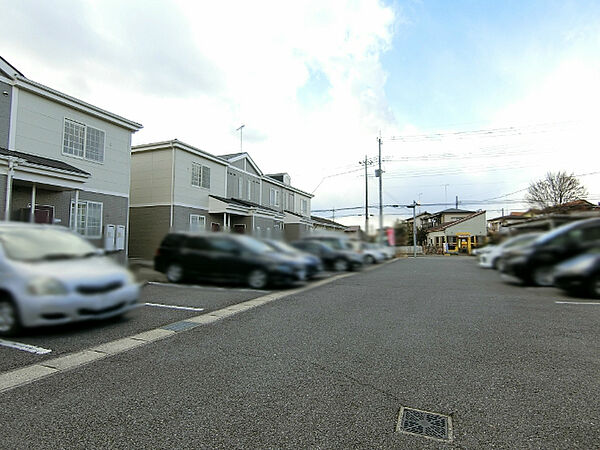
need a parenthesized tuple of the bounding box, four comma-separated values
(364, 255, 375, 265)
(0, 298, 20, 337)
(532, 266, 555, 287)
(496, 258, 506, 272)
(166, 264, 184, 283)
(247, 269, 268, 289)
(588, 275, 600, 298)
(334, 259, 349, 272)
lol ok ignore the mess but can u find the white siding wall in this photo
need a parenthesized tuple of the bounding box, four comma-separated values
(446, 213, 487, 236)
(14, 90, 134, 195)
(173, 149, 226, 207)
(130, 150, 173, 205)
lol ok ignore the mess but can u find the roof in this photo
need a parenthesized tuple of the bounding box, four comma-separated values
(132, 140, 229, 166)
(434, 208, 475, 215)
(0, 56, 24, 78)
(0, 147, 90, 176)
(310, 215, 348, 229)
(209, 195, 282, 214)
(218, 152, 245, 160)
(427, 211, 486, 232)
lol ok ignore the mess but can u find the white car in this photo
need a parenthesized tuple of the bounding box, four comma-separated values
(362, 243, 386, 264)
(0, 223, 140, 336)
(477, 233, 541, 269)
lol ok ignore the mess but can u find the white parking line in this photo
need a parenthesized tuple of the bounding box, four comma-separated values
(145, 303, 205, 312)
(555, 301, 600, 305)
(0, 339, 52, 355)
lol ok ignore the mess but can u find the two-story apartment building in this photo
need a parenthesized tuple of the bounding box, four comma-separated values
(0, 56, 142, 258)
(129, 144, 314, 259)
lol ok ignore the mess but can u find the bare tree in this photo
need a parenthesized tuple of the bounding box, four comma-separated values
(525, 171, 588, 209)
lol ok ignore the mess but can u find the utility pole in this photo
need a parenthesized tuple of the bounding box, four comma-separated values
(363, 155, 368, 235)
(236, 124, 245, 152)
(406, 201, 420, 258)
(455, 195, 459, 209)
(376, 137, 383, 243)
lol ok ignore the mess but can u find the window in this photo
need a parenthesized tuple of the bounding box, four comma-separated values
(191, 162, 211, 188)
(270, 188, 280, 206)
(247, 180, 252, 200)
(238, 178, 243, 198)
(70, 201, 103, 238)
(63, 119, 105, 162)
(301, 199, 308, 214)
(189, 214, 206, 232)
(288, 193, 295, 212)
(85, 126, 105, 162)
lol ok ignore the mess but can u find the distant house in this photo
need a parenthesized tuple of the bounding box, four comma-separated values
(0, 56, 142, 258)
(487, 212, 528, 233)
(311, 215, 348, 233)
(503, 200, 600, 232)
(424, 208, 475, 229)
(426, 211, 487, 248)
(129, 143, 314, 259)
(404, 211, 431, 230)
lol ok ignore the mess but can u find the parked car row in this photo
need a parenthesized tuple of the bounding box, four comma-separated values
(154, 233, 396, 290)
(477, 218, 600, 298)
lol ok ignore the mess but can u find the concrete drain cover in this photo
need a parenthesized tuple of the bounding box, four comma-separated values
(396, 406, 452, 442)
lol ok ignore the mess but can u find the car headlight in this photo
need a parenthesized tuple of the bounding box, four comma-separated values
(27, 277, 68, 296)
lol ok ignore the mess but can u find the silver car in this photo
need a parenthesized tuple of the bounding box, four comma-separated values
(0, 223, 140, 336)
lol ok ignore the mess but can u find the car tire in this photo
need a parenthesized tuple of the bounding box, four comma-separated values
(364, 255, 375, 265)
(166, 264, 184, 283)
(0, 297, 20, 337)
(247, 269, 268, 289)
(532, 266, 555, 287)
(588, 275, 600, 298)
(334, 259, 349, 272)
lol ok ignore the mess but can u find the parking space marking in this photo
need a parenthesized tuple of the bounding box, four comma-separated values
(0, 261, 401, 394)
(555, 301, 600, 305)
(0, 339, 52, 355)
(146, 282, 269, 293)
(145, 302, 205, 312)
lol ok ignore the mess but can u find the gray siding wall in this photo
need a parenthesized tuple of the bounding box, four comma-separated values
(0, 82, 11, 148)
(172, 205, 209, 233)
(226, 168, 260, 203)
(129, 206, 171, 259)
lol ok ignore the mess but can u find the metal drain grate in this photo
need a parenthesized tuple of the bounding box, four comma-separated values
(396, 406, 452, 442)
(162, 321, 199, 332)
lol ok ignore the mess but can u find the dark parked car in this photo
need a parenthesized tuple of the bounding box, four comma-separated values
(154, 233, 307, 289)
(553, 247, 600, 298)
(263, 239, 324, 279)
(500, 218, 600, 286)
(290, 239, 363, 271)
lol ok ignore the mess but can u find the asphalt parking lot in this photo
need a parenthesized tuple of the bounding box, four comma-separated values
(0, 270, 340, 374)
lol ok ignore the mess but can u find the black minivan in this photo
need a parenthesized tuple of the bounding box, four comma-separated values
(154, 233, 307, 289)
(500, 218, 600, 286)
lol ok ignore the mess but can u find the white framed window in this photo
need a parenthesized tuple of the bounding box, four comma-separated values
(189, 214, 206, 232)
(301, 199, 309, 214)
(63, 119, 85, 158)
(288, 193, 295, 212)
(238, 178, 243, 198)
(63, 118, 105, 162)
(70, 200, 103, 238)
(85, 126, 105, 162)
(247, 180, 252, 201)
(270, 188, 280, 207)
(191, 162, 211, 189)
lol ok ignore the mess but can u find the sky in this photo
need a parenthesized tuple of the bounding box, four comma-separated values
(2, 0, 599, 231)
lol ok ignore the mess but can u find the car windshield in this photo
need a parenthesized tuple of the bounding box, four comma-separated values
(502, 234, 540, 248)
(0, 227, 98, 262)
(267, 240, 299, 254)
(315, 239, 346, 250)
(535, 221, 592, 245)
(236, 235, 275, 254)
